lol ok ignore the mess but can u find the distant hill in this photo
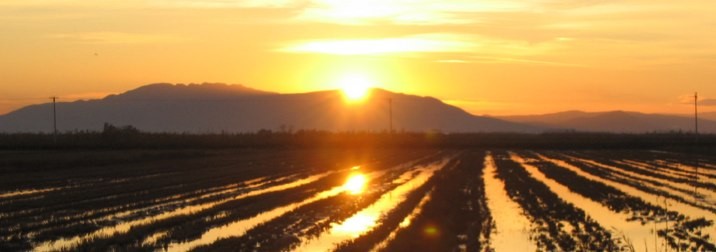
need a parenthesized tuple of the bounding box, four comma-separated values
(701, 111, 716, 121)
(499, 110, 716, 133)
(0, 83, 540, 133)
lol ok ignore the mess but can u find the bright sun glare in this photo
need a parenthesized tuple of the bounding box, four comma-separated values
(344, 173, 367, 195)
(339, 74, 373, 101)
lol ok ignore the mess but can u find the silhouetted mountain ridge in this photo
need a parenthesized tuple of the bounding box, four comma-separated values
(0, 83, 540, 133)
(701, 111, 716, 121)
(499, 110, 716, 133)
(105, 83, 275, 101)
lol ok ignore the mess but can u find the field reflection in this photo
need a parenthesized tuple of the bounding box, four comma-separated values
(344, 171, 368, 195)
(295, 159, 448, 251)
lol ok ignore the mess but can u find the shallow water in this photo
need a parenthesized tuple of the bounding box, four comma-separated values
(512, 153, 659, 252)
(164, 161, 427, 251)
(0, 187, 62, 199)
(33, 172, 332, 252)
(369, 188, 434, 252)
(482, 154, 535, 251)
(293, 159, 449, 252)
(568, 155, 716, 212)
(538, 153, 716, 244)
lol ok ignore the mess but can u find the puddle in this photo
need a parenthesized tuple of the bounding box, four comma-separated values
(512, 153, 658, 252)
(293, 159, 449, 252)
(568, 155, 715, 211)
(482, 154, 535, 251)
(164, 163, 420, 251)
(33, 172, 332, 252)
(0, 187, 62, 199)
(369, 188, 434, 252)
(537, 153, 716, 244)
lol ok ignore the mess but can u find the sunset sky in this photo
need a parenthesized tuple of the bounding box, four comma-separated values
(1, 0, 715, 116)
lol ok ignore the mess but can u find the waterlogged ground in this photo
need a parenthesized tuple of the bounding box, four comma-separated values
(1, 149, 715, 251)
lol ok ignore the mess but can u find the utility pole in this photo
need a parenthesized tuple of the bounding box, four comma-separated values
(694, 92, 699, 196)
(51, 96, 57, 144)
(388, 98, 393, 133)
(695, 92, 699, 135)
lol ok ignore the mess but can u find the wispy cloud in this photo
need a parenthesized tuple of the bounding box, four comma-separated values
(147, 0, 303, 8)
(48, 32, 188, 44)
(678, 94, 716, 106)
(278, 33, 566, 58)
(468, 56, 583, 67)
(436, 59, 471, 64)
(295, 0, 526, 25)
(702, 99, 716, 106)
(278, 33, 477, 55)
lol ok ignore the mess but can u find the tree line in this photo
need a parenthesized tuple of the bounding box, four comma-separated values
(0, 123, 714, 150)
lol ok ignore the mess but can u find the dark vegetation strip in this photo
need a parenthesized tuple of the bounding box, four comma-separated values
(22, 173, 302, 244)
(524, 151, 715, 251)
(570, 151, 716, 191)
(644, 150, 716, 170)
(491, 151, 616, 251)
(68, 150, 442, 251)
(608, 150, 716, 183)
(3, 131, 716, 150)
(0, 149, 433, 250)
(606, 149, 716, 178)
(6, 156, 319, 223)
(375, 151, 492, 252)
(1, 150, 346, 241)
(623, 159, 716, 182)
(0, 149, 220, 190)
(69, 171, 351, 251)
(0, 150, 277, 205)
(20, 148, 416, 221)
(663, 158, 716, 172)
(188, 153, 452, 252)
(1, 152, 313, 250)
(550, 152, 716, 214)
(149, 151, 440, 249)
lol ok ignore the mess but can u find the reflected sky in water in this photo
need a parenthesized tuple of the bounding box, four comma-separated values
(295, 159, 449, 251)
(344, 172, 367, 195)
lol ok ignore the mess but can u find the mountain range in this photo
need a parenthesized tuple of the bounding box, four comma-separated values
(498, 110, 716, 133)
(1, 83, 714, 134)
(701, 111, 716, 121)
(0, 83, 538, 133)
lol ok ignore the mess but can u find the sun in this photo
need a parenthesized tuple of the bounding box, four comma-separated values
(338, 74, 373, 101)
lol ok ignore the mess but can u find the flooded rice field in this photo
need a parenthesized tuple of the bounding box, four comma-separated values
(1, 149, 714, 251)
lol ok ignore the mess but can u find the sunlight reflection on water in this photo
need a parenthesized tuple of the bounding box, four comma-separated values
(294, 158, 450, 252)
(344, 173, 367, 195)
(483, 153, 535, 251)
(34, 172, 332, 252)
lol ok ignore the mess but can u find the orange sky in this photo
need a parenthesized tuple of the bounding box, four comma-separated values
(1, 0, 715, 116)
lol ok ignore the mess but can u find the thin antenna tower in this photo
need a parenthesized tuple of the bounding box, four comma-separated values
(694, 92, 699, 195)
(388, 98, 393, 133)
(51, 96, 57, 144)
(695, 92, 699, 135)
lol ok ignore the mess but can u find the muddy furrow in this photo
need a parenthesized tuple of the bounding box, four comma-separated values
(188, 154, 453, 252)
(561, 153, 716, 213)
(60, 151, 444, 251)
(537, 152, 716, 246)
(375, 151, 491, 252)
(482, 153, 536, 251)
(490, 151, 616, 251)
(523, 152, 715, 251)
